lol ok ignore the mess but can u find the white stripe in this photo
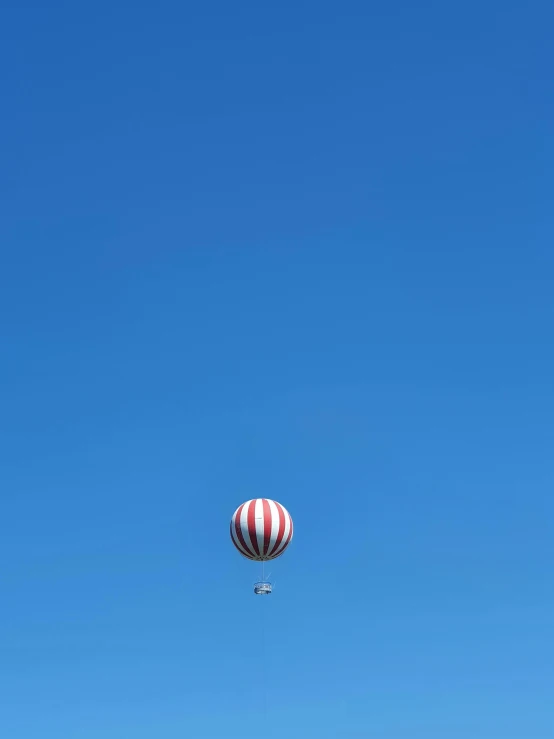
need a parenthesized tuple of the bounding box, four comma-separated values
(238, 500, 253, 555)
(270, 503, 292, 558)
(265, 499, 281, 557)
(230, 508, 255, 559)
(239, 499, 257, 558)
(255, 498, 265, 558)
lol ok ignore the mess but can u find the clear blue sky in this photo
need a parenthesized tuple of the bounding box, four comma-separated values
(1, 1, 553, 737)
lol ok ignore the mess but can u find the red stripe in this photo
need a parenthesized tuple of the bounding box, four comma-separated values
(268, 506, 293, 560)
(282, 512, 293, 551)
(247, 499, 260, 557)
(268, 501, 285, 557)
(268, 542, 290, 559)
(230, 520, 256, 559)
(262, 498, 272, 557)
(234, 503, 254, 557)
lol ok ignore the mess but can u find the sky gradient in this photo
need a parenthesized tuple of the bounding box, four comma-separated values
(1, 1, 553, 737)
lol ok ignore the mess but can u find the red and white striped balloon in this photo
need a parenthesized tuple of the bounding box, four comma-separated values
(230, 499, 293, 561)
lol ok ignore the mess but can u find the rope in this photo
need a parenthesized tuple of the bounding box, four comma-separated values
(261, 558, 269, 731)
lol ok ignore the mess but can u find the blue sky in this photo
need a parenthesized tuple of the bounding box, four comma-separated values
(1, 1, 553, 737)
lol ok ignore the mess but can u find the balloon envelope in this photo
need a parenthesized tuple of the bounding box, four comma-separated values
(230, 499, 293, 561)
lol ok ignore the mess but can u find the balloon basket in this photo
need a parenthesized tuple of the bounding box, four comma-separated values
(253, 581, 272, 595)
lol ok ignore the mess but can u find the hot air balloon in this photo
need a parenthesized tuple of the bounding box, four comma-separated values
(230, 498, 293, 595)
